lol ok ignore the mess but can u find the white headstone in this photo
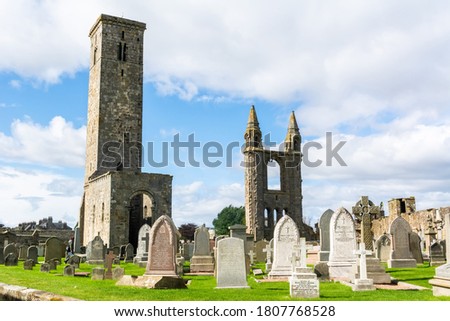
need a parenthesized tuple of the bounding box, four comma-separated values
(215, 237, 249, 288)
(269, 216, 300, 279)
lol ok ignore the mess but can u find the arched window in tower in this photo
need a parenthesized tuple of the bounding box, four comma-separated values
(267, 159, 281, 190)
(264, 208, 270, 228)
(293, 135, 300, 151)
(93, 47, 97, 66)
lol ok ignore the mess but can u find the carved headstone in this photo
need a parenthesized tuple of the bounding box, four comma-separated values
(352, 196, 380, 251)
(269, 215, 300, 279)
(40, 263, 50, 273)
(182, 242, 194, 261)
(104, 251, 116, 279)
(4, 243, 18, 259)
(430, 241, 446, 266)
(318, 209, 334, 261)
(124, 243, 134, 263)
(27, 246, 39, 265)
(67, 255, 81, 268)
(134, 224, 151, 265)
(352, 243, 375, 291)
(289, 238, 319, 298)
(73, 224, 81, 253)
(86, 236, 106, 264)
(387, 215, 417, 268)
(327, 207, 357, 281)
(18, 245, 28, 261)
(146, 215, 178, 276)
(92, 267, 105, 280)
(215, 237, 249, 288)
(264, 238, 274, 273)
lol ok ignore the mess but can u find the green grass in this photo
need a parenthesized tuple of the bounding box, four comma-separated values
(0, 260, 449, 301)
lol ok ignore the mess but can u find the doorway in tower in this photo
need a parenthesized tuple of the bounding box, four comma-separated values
(128, 192, 154, 250)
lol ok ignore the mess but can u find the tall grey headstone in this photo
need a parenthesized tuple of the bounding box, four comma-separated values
(190, 224, 214, 273)
(4, 243, 17, 259)
(255, 239, 268, 263)
(27, 245, 39, 264)
(86, 236, 106, 264)
(430, 241, 446, 266)
(269, 215, 300, 279)
(73, 224, 81, 253)
(216, 237, 249, 288)
(387, 215, 417, 268)
(182, 242, 194, 261)
(44, 237, 65, 262)
(327, 207, 357, 281)
(134, 224, 151, 265)
(124, 243, 134, 263)
(375, 234, 391, 262)
(410, 232, 423, 264)
(318, 209, 334, 262)
(18, 245, 28, 261)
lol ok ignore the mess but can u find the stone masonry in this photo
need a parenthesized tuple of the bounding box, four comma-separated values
(79, 15, 172, 249)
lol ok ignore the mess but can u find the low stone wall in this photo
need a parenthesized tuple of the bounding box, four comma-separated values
(0, 283, 80, 301)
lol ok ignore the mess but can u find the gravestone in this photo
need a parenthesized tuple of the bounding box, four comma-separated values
(352, 243, 375, 291)
(5, 253, 18, 266)
(113, 267, 125, 280)
(131, 215, 185, 289)
(318, 209, 334, 261)
(134, 224, 151, 266)
(229, 224, 251, 274)
(104, 251, 116, 279)
(67, 255, 81, 268)
(352, 196, 380, 251)
(86, 236, 106, 264)
(410, 232, 423, 264)
(23, 259, 34, 270)
(4, 243, 18, 259)
(327, 207, 357, 281)
(44, 237, 65, 263)
(92, 267, 105, 280)
(255, 239, 268, 263)
(18, 245, 28, 261)
(215, 237, 249, 288)
(430, 241, 446, 266)
(27, 246, 39, 265)
(264, 239, 274, 273)
(190, 224, 215, 273)
(124, 243, 134, 263)
(387, 215, 417, 268)
(429, 212, 450, 296)
(40, 263, 50, 273)
(48, 259, 57, 270)
(182, 242, 194, 261)
(0, 247, 3, 265)
(269, 215, 300, 279)
(289, 238, 319, 298)
(73, 224, 81, 253)
(375, 234, 391, 262)
(64, 265, 75, 277)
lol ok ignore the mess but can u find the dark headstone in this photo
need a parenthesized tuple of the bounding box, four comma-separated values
(4, 243, 18, 258)
(0, 247, 4, 264)
(27, 246, 39, 265)
(44, 237, 65, 262)
(410, 232, 423, 264)
(18, 245, 28, 261)
(64, 265, 75, 277)
(40, 263, 50, 273)
(318, 209, 334, 262)
(104, 251, 116, 279)
(124, 243, 134, 263)
(5, 253, 18, 266)
(67, 255, 81, 268)
(23, 259, 34, 270)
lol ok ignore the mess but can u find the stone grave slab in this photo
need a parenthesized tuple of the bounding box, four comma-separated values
(215, 237, 249, 289)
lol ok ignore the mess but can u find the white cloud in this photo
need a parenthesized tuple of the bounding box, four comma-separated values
(0, 167, 82, 227)
(0, 116, 86, 168)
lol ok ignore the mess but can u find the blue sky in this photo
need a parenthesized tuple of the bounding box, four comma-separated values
(1, 0, 450, 229)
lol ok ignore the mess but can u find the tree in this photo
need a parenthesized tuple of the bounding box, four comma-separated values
(212, 205, 245, 236)
(178, 223, 198, 241)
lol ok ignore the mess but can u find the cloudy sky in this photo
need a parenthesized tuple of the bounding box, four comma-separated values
(1, 0, 450, 229)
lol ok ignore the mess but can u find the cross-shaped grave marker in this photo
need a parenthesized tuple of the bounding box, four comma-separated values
(248, 250, 255, 265)
(104, 250, 116, 279)
(353, 242, 372, 280)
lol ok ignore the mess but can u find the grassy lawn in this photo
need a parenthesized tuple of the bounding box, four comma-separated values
(0, 260, 448, 301)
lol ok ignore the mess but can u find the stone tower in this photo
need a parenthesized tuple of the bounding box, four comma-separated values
(244, 106, 304, 241)
(79, 14, 173, 250)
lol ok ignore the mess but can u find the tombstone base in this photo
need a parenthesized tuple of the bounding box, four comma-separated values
(327, 261, 357, 281)
(356, 258, 391, 284)
(190, 255, 215, 273)
(133, 256, 148, 265)
(430, 257, 446, 266)
(268, 267, 292, 279)
(429, 263, 450, 296)
(118, 275, 187, 289)
(352, 278, 375, 291)
(387, 259, 416, 268)
(87, 260, 105, 265)
(289, 267, 320, 298)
